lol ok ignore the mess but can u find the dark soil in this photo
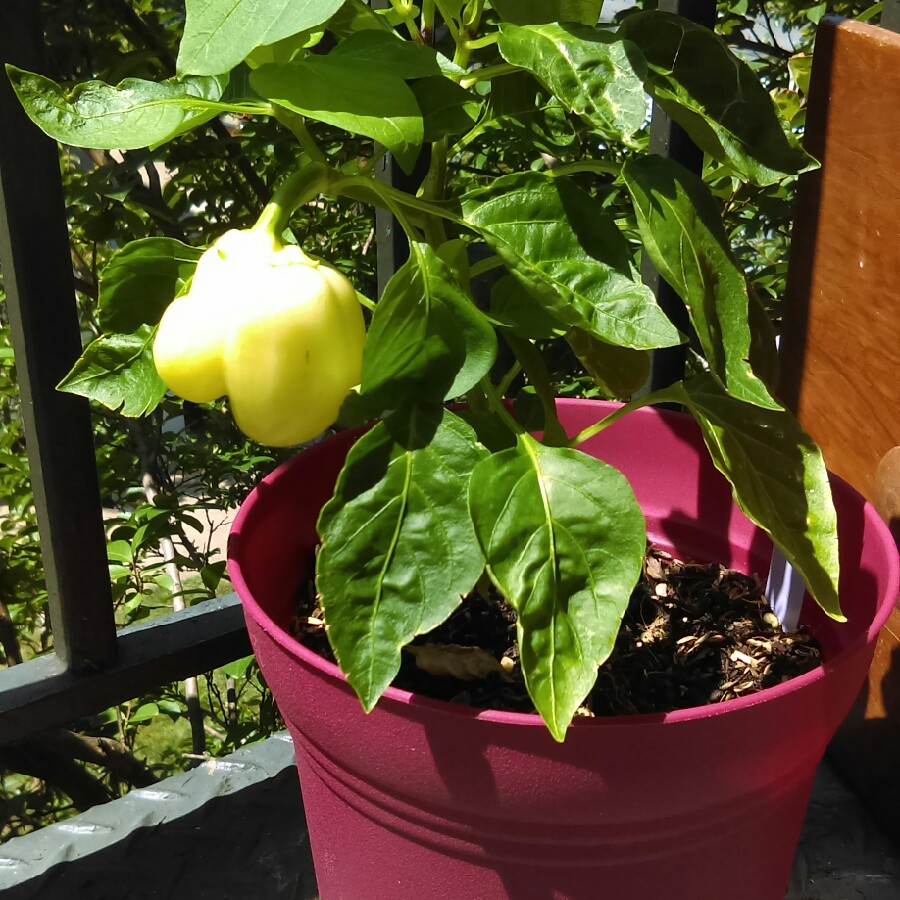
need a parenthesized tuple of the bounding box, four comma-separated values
(290, 546, 822, 717)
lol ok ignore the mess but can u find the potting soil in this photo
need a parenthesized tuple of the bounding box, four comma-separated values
(291, 546, 822, 717)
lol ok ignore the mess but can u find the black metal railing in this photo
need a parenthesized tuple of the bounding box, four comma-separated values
(0, 0, 250, 745)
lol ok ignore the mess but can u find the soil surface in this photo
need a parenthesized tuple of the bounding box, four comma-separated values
(291, 546, 822, 717)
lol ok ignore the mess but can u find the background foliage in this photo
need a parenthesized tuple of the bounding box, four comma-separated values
(0, 0, 884, 836)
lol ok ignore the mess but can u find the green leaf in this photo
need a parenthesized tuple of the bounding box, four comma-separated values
(6, 66, 228, 149)
(129, 702, 159, 724)
(57, 325, 167, 417)
(99, 238, 203, 334)
(856, 3, 883, 23)
(453, 409, 518, 453)
(747, 283, 779, 392)
(474, 72, 577, 154)
(177, 0, 344, 75)
(490, 274, 565, 340)
(622, 155, 779, 409)
(566, 328, 650, 398)
(250, 58, 423, 172)
(200, 560, 227, 591)
(107, 540, 134, 564)
(245, 30, 322, 69)
(806, 2, 827, 25)
(327, 0, 394, 39)
(618, 11, 815, 185)
(220, 64, 264, 103)
(512, 387, 546, 432)
(461, 172, 681, 350)
(491, 0, 603, 25)
(409, 76, 481, 142)
(788, 54, 812, 96)
(108, 564, 132, 582)
(329, 30, 441, 78)
(468, 434, 645, 740)
(317, 406, 488, 709)
(497, 23, 647, 142)
(674, 374, 842, 621)
(434, 0, 465, 20)
(359, 242, 497, 411)
(156, 699, 184, 716)
(221, 654, 255, 678)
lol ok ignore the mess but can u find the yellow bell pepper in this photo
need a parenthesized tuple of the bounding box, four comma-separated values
(153, 228, 366, 447)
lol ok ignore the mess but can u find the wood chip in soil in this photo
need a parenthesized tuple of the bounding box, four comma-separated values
(290, 546, 822, 717)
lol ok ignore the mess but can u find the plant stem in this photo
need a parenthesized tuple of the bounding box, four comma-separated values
(459, 62, 516, 89)
(332, 172, 467, 230)
(462, 0, 485, 30)
(170, 98, 272, 116)
(548, 160, 624, 179)
(469, 254, 503, 279)
(463, 32, 498, 52)
(497, 361, 522, 397)
(432, 0, 460, 42)
(421, 0, 435, 42)
(251, 162, 332, 247)
(479, 377, 523, 436)
(502, 334, 568, 446)
(273, 109, 328, 164)
(465, 379, 489, 412)
(390, 0, 423, 41)
(382, 190, 423, 244)
(568, 383, 686, 447)
(420, 137, 449, 244)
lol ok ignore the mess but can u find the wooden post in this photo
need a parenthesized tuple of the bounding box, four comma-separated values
(779, 15, 900, 843)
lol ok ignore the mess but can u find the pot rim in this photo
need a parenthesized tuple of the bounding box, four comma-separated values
(229, 399, 900, 731)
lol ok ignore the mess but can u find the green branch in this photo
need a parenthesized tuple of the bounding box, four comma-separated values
(251, 163, 332, 247)
(273, 109, 328, 164)
(479, 377, 523, 437)
(568, 383, 686, 447)
(459, 61, 515, 89)
(469, 254, 503, 279)
(331, 172, 467, 231)
(432, 0, 460, 42)
(503, 334, 568, 446)
(548, 160, 624, 179)
(390, 0, 423, 42)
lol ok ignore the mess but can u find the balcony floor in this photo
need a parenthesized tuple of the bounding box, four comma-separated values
(1, 733, 898, 899)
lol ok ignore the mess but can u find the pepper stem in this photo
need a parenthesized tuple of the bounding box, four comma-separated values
(251, 162, 332, 254)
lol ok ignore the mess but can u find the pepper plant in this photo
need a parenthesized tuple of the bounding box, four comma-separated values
(8, 0, 842, 740)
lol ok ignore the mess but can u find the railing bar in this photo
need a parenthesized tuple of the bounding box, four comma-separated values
(0, 596, 250, 747)
(374, 153, 412, 298)
(370, 0, 405, 296)
(0, 0, 116, 671)
(642, 0, 717, 392)
(884, 0, 900, 32)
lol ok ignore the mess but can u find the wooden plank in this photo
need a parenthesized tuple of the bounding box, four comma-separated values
(779, 15, 900, 842)
(780, 16, 900, 502)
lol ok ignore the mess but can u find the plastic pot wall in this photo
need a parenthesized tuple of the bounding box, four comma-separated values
(228, 399, 900, 900)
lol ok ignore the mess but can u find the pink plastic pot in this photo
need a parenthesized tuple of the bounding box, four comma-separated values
(228, 399, 899, 900)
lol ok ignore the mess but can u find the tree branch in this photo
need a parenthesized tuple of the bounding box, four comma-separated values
(729, 37, 792, 60)
(0, 598, 23, 667)
(0, 742, 114, 812)
(42, 729, 157, 787)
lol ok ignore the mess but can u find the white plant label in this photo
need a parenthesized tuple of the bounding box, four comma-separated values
(767, 547, 806, 632)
